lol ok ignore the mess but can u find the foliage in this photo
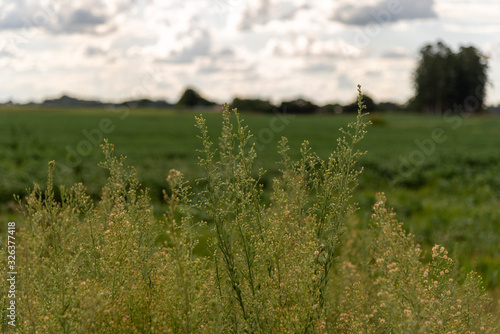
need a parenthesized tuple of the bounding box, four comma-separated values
(1, 87, 497, 333)
(331, 193, 495, 333)
(231, 98, 275, 113)
(319, 103, 343, 114)
(376, 101, 405, 112)
(1, 107, 500, 293)
(413, 41, 488, 114)
(279, 98, 319, 114)
(343, 94, 377, 113)
(192, 86, 368, 331)
(177, 87, 216, 108)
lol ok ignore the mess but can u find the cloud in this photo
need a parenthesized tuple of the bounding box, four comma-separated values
(0, 49, 16, 59)
(266, 36, 361, 59)
(195, 47, 254, 75)
(365, 70, 381, 77)
(0, 0, 134, 34)
(237, 0, 310, 31)
(238, 0, 271, 31)
(381, 46, 410, 58)
(162, 28, 212, 63)
(197, 63, 221, 74)
(337, 74, 354, 89)
(331, 0, 437, 26)
(84, 45, 108, 57)
(485, 40, 500, 60)
(146, 27, 210, 64)
(59, 9, 107, 34)
(301, 62, 336, 73)
(0, 40, 21, 58)
(215, 48, 235, 57)
(69, 9, 106, 26)
(435, 0, 499, 25)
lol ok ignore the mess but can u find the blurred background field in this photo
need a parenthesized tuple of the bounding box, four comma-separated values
(1, 106, 499, 300)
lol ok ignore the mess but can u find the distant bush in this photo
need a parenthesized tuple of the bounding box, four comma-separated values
(177, 87, 216, 108)
(3, 87, 496, 333)
(279, 98, 319, 114)
(377, 101, 405, 112)
(119, 98, 173, 109)
(369, 113, 387, 126)
(320, 103, 343, 114)
(231, 97, 275, 113)
(343, 94, 377, 113)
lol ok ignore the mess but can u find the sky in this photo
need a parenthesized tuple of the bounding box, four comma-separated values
(0, 0, 499, 106)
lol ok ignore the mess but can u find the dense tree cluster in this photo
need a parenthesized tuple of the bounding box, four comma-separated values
(412, 41, 488, 114)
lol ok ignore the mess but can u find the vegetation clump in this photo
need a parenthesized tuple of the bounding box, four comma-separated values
(1, 86, 496, 333)
(412, 41, 488, 114)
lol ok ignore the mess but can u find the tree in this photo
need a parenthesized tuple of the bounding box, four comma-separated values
(231, 97, 275, 113)
(177, 87, 215, 108)
(454, 46, 488, 112)
(343, 94, 377, 113)
(320, 103, 343, 114)
(279, 98, 319, 114)
(377, 101, 404, 112)
(413, 41, 488, 114)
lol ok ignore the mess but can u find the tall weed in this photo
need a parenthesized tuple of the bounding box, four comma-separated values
(2, 86, 496, 333)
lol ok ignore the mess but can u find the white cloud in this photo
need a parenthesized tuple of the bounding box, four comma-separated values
(0, 39, 23, 59)
(435, 0, 500, 24)
(83, 44, 108, 57)
(485, 40, 500, 60)
(0, 0, 136, 35)
(236, 0, 316, 31)
(331, 0, 437, 26)
(238, 0, 271, 31)
(195, 46, 252, 75)
(381, 46, 411, 58)
(165, 28, 212, 63)
(301, 62, 336, 73)
(442, 24, 500, 35)
(264, 35, 362, 59)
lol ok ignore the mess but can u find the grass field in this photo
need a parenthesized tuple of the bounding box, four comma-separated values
(1, 105, 499, 298)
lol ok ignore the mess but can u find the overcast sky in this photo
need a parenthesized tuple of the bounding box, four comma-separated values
(1, 0, 499, 105)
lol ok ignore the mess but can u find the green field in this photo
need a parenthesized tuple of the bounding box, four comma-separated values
(1, 105, 499, 295)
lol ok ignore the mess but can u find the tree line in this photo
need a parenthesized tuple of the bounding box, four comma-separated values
(178, 41, 489, 114)
(178, 88, 398, 114)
